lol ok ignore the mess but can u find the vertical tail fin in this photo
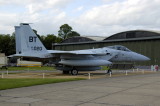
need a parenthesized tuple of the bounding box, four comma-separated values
(15, 26, 22, 54)
(15, 23, 47, 54)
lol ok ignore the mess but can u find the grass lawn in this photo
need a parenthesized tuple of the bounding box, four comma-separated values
(0, 66, 55, 71)
(0, 78, 85, 90)
(101, 66, 110, 70)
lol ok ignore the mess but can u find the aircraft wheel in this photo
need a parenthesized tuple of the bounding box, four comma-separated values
(71, 69, 78, 75)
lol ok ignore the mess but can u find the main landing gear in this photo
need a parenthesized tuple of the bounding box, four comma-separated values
(62, 68, 79, 75)
(71, 69, 78, 75)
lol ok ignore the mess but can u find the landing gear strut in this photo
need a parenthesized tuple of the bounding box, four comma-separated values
(107, 69, 112, 74)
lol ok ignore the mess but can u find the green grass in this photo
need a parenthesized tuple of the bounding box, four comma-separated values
(101, 66, 110, 70)
(0, 78, 85, 90)
(0, 66, 55, 71)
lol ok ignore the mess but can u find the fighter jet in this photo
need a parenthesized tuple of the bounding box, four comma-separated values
(10, 23, 150, 75)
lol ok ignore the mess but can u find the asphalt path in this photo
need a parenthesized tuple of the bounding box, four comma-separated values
(0, 72, 160, 106)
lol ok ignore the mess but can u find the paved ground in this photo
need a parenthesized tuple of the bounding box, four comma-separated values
(0, 72, 160, 106)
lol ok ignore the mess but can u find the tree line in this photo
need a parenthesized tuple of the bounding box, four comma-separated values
(0, 24, 80, 56)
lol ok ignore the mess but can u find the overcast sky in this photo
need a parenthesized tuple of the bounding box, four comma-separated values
(0, 0, 160, 37)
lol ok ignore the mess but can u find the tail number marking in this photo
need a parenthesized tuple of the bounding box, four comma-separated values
(29, 36, 37, 42)
(31, 46, 42, 51)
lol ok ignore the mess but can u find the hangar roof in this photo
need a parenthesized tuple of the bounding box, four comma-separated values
(58, 30, 160, 45)
(61, 36, 94, 43)
(104, 30, 160, 40)
(82, 36, 106, 41)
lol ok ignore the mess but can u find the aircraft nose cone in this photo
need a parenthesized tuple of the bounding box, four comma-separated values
(145, 56, 150, 61)
(141, 55, 150, 61)
(132, 52, 150, 61)
(136, 53, 150, 61)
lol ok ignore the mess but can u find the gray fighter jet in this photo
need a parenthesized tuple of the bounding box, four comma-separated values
(10, 23, 150, 75)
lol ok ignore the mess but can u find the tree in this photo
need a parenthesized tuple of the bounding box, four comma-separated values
(0, 34, 15, 56)
(8, 33, 16, 55)
(58, 24, 80, 40)
(56, 37, 63, 43)
(67, 31, 80, 38)
(58, 24, 72, 39)
(43, 34, 57, 49)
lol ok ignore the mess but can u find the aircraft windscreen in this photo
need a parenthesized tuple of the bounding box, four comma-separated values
(107, 45, 131, 52)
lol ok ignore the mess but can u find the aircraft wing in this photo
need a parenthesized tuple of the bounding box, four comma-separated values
(8, 49, 106, 58)
(48, 49, 106, 55)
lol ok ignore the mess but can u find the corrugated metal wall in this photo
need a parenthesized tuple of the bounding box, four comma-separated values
(54, 39, 160, 66)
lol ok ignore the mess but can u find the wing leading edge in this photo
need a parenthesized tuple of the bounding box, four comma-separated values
(47, 49, 107, 55)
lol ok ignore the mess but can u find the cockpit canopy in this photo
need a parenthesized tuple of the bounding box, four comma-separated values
(107, 45, 131, 52)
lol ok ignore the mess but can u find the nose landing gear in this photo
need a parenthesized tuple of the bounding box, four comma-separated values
(107, 68, 112, 74)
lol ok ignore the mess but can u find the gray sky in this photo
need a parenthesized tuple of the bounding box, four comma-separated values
(0, 0, 160, 36)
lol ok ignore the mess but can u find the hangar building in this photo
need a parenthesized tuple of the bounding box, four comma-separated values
(53, 30, 160, 66)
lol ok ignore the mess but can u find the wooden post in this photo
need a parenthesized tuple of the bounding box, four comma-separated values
(88, 73, 91, 79)
(43, 73, 45, 79)
(109, 72, 112, 77)
(126, 71, 128, 75)
(1, 73, 4, 78)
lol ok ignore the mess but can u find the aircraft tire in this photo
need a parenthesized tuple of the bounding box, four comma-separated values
(71, 69, 78, 75)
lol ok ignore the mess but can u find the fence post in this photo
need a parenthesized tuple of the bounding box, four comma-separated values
(126, 71, 128, 75)
(6, 70, 8, 75)
(1, 73, 4, 78)
(88, 73, 91, 79)
(109, 71, 112, 77)
(43, 73, 45, 79)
